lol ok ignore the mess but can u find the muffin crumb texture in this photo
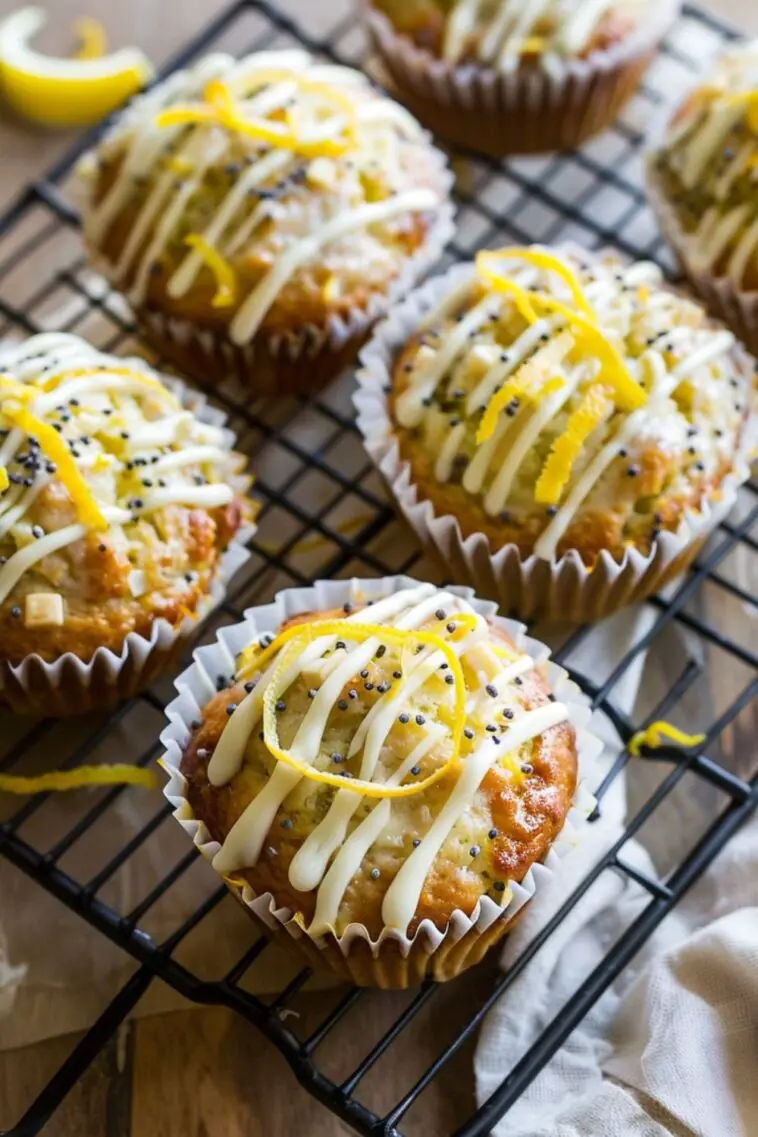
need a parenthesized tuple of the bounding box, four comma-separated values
(180, 583, 578, 941)
(388, 245, 752, 565)
(0, 333, 251, 664)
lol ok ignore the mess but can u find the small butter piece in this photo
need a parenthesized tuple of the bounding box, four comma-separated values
(307, 157, 338, 190)
(465, 343, 501, 380)
(24, 592, 65, 628)
(413, 344, 438, 369)
(127, 569, 148, 598)
(321, 273, 340, 304)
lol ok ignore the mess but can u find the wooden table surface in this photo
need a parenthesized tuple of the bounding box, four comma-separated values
(0, 1, 754, 1135)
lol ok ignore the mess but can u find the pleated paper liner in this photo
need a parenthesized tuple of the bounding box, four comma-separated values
(354, 258, 755, 623)
(161, 574, 603, 989)
(360, 1, 680, 158)
(0, 371, 254, 716)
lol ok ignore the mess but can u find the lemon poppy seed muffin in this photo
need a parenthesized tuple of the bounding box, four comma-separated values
(76, 50, 454, 396)
(363, 0, 679, 157)
(0, 333, 253, 713)
(648, 40, 758, 354)
(166, 579, 595, 986)
(356, 246, 754, 620)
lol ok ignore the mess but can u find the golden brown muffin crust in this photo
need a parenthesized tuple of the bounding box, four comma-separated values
(180, 604, 578, 939)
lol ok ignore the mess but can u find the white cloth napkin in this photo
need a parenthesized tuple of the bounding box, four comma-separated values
(475, 605, 758, 1137)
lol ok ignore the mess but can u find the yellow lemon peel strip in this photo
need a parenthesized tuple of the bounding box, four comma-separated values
(628, 721, 706, 757)
(184, 233, 237, 308)
(2, 393, 107, 530)
(475, 250, 647, 413)
(0, 765, 158, 794)
(477, 332, 574, 444)
(73, 17, 107, 60)
(258, 618, 474, 799)
(0, 467, 8, 493)
(0, 7, 152, 129)
(155, 75, 355, 159)
(535, 384, 615, 505)
(476, 253, 539, 324)
(490, 247, 596, 318)
(236, 611, 478, 682)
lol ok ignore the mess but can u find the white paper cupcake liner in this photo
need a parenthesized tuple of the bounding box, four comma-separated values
(0, 371, 255, 716)
(94, 146, 456, 397)
(362, 0, 680, 157)
(354, 258, 755, 623)
(160, 573, 604, 988)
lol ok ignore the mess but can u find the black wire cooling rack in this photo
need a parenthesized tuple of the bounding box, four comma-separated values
(1, 3, 757, 1135)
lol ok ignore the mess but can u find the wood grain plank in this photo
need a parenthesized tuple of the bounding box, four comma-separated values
(0, 1026, 131, 1137)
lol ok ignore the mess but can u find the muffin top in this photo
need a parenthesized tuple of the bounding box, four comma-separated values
(387, 246, 752, 564)
(179, 583, 578, 939)
(649, 40, 758, 288)
(77, 50, 449, 344)
(0, 333, 250, 663)
(370, 0, 654, 68)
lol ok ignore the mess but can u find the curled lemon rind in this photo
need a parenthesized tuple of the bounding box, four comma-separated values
(0, 6, 153, 128)
(628, 721, 706, 757)
(233, 616, 479, 799)
(0, 764, 158, 794)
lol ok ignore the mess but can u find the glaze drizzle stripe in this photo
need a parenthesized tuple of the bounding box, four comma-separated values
(81, 52, 443, 344)
(207, 586, 566, 934)
(0, 334, 240, 606)
(442, 0, 641, 66)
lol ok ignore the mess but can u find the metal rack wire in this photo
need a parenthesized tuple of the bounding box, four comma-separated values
(0, 3, 756, 1136)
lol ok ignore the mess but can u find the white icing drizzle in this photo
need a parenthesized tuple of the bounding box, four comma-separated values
(228, 190, 438, 345)
(207, 583, 437, 786)
(0, 334, 241, 612)
(687, 204, 752, 275)
(212, 585, 447, 873)
(465, 317, 553, 417)
(657, 43, 758, 285)
(0, 507, 130, 605)
(308, 724, 447, 935)
(483, 362, 585, 516)
(393, 248, 747, 564)
(381, 702, 567, 931)
(442, 0, 644, 66)
(208, 585, 567, 935)
(434, 422, 467, 482)
(80, 51, 441, 344)
(396, 293, 499, 428)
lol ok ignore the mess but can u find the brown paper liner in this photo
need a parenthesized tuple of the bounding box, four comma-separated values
(137, 308, 375, 398)
(361, 3, 679, 158)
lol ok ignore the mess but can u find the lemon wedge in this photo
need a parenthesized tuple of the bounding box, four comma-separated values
(0, 7, 153, 128)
